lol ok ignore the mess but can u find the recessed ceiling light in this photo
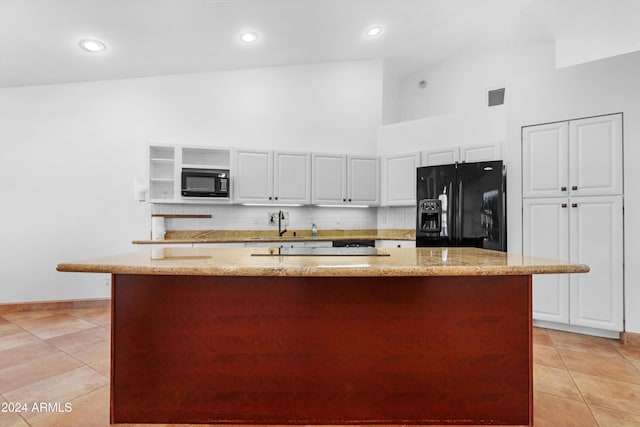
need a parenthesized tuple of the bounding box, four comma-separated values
(240, 32, 259, 43)
(366, 25, 384, 37)
(79, 39, 106, 53)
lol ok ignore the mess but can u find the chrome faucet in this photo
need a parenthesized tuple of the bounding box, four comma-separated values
(278, 209, 287, 237)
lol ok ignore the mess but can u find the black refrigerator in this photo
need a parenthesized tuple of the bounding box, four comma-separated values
(416, 160, 506, 251)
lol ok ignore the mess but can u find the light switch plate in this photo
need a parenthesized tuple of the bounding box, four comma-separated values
(268, 212, 278, 226)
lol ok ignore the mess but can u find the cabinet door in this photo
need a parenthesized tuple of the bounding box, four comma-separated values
(460, 143, 501, 163)
(569, 196, 624, 331)
(347, 155, 379, 205)
(274, 151, 311, 205)
(421, 147, 460, 166)
(522, 122, 569, 198)
(235, 150, 273, 204)
(569, 114, 623, 196)
(381, 153, 419, 206)
(523, 198, 570, 324)
(312, 154, 346, 205)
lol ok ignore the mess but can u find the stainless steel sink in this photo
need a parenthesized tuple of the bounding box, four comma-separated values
(251, 247, 389, 256)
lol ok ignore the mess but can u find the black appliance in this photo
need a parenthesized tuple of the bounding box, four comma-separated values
(181, 168, 229, 198)
(416, 160, 506, 251)
(332, 239, 375, 248)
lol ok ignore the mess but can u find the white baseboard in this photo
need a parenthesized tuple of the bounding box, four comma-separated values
(533, 319, 621, 339)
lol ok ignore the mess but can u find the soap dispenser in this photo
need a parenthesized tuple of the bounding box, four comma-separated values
(311, 223, 318, 237)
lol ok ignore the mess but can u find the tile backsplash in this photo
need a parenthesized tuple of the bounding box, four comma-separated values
(150, 204, 415, 233)
(153, 204, 378, 232)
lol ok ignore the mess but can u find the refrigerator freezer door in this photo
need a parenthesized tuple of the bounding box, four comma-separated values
(416, 164, 457, 247)
(456, 161, 506, 251)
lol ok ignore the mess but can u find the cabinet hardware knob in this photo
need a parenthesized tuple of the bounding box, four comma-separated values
(268, 196, 272, 200)
(561, 203, 567, 208)
(348, 198, 352, 202)
(275, 197, 278, 200)
(561, 186, 567, 191)
(572, 203, 578, 208)
(572, 186, 578, 191)
(343, 199, 346, 202)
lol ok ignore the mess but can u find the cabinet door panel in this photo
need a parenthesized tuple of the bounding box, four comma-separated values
(235, 150, 273, 203)
(421, 147, 460, 166)
(312, 154, 346, 205)
(569, 114, 623, 196)
(348, 156, 379, 205)
(569, 196, 624, 331)
(460, 143, 501, 163)
(522, 122, 569, 198)
(381, 153, 419, 206)
(523, 198, 570, 323)
(274, 152, 311, 204)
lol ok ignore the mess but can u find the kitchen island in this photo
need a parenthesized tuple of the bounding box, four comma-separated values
(57, 247, 588, 426)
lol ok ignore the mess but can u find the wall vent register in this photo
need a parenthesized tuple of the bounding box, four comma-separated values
(488, 88, 505, 107)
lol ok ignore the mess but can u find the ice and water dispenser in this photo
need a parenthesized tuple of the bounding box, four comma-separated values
(417, 199, 442, 235)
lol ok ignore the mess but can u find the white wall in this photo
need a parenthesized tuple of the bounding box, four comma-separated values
(381, 61, 401, 125)
(398, 42, 555, 122)
(375, 42, 555, 234)
(505, 51, 640, 333)
(0, 60, 383, 303)
(376, 108, 506, 157)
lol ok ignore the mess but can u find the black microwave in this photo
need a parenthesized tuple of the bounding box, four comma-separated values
(181, 168, 229, 198)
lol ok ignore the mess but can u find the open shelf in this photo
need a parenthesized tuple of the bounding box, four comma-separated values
(147, 145, 233, 204)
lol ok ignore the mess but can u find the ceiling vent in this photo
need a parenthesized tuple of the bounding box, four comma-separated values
(487, 88, 505, 107)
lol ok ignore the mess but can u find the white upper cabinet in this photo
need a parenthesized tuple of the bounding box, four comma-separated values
(234, 150, 273, 204)
(569, 114, 623, 197)
(274, 151, 312, 204)
(312, 153, 379, 206)
(421, 143, 501, 167)
(460, 143, 502, 163)
(523, 114, 622, 198)
(235, 150, 310, 205)
(421, 147, 459, 166)
(522, 122, 569, 198)
(381, 153, 419, 206)
(312, 153, 346, 205)
(347, 155, 380, 205)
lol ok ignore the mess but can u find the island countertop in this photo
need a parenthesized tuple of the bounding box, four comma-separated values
(57, 246, 589, 277)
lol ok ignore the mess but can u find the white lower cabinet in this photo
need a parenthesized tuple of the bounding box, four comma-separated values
(375, 240, 416, 248)
(244, 241, 333, 248)
(523, 196, 624, 332)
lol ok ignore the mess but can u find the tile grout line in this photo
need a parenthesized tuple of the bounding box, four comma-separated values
(553, 335, 602, 426)
(1, 311, 110, 420)
(609, 337, 640, 377)
(0, 390, 22, 426)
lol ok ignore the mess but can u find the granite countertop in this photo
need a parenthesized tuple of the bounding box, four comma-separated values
(132, 228, 415, 244)
(57, 247, 589, 277)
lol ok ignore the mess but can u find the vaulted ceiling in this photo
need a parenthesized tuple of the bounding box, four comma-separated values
(1, 0, 639, 88)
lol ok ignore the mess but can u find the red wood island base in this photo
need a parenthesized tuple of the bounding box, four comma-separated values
(57, 247, 589, 426)
(111, 274, 531, 425)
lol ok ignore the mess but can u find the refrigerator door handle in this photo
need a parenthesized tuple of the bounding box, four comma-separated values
(457, 180, 463, 241)
(447, 181, 454, 241)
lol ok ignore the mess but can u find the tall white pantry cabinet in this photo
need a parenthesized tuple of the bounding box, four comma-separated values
(522, 113, 624, 333)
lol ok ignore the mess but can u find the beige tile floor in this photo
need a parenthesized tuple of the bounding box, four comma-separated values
(1, 305, 639, 427)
